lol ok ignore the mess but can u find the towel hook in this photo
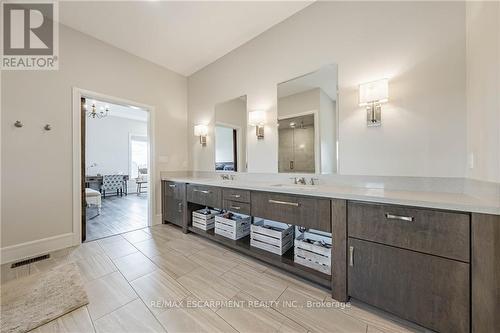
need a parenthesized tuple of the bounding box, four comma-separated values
(14, 120, 23, 128)
(44, 124, 52, 131)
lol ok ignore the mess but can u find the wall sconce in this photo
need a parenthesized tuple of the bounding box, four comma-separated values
(194, 124, 208, 146)
(359, 79, 389, 127)
(248, 110, 266, 139)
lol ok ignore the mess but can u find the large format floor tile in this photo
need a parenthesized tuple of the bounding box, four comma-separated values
(221, 264, 288, 301)
(188, 249, 240, 276)
(150, 251, 199, 279)
(177, 267, 240, 311)
(98, 238, 138, 259)
(216, 292, 308, 333)
(93, 299, 165, 333)
(84, 271, 138, 320)
(156, 295, 238, 333)
(131, 269, 190, 315)
(76, 254, 117, 283)
(30, 306, 95, 333)
(113, 251, 157, 282)
(274, 287, 368, 333)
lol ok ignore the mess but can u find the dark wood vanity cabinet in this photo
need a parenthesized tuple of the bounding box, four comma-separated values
(251, 191, 331, 232)
(186, 184, 222, 208)
(348, 238, 470, 333)
(348, 201, 470, 261)
(160, 181, 498, 333)
(162, 181, 186, 227)
(347, 201, 471, 333)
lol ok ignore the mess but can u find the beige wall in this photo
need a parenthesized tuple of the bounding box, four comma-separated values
(188, 1, 467, 176)
(1, 25, 188, 249)
(466, 1, 500, 183)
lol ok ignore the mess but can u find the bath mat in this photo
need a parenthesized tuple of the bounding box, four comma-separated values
(0, 262, 89, 333)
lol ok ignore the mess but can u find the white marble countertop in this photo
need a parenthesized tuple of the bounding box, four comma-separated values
(161, 176, 500, 215)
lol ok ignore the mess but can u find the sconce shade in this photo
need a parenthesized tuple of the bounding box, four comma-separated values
(248, 110, 266, 126)
(194, 124, 208, 137)
(359, 79, 389, 106)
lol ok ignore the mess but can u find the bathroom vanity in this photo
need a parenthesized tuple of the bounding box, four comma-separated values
(161, 177, 499, 333)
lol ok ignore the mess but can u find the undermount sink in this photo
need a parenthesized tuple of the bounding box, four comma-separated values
(270, 183, 319, 190)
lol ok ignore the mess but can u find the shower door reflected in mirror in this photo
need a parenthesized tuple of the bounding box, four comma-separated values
(277, 64, 338, 174)
(214, 95, 247, 172)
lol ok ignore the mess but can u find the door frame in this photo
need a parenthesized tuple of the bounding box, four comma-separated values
(72, 87, 155, 244)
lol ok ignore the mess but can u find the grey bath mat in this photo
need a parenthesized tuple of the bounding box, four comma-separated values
(1, 262, 89, 333)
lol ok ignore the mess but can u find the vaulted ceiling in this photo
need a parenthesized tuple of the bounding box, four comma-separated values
(59, 1, 313, 76)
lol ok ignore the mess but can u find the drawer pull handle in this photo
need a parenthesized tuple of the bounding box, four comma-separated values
(349, 246, 354, 267)
(230, 206, 241, 210)
(193, 189, 210, 194)
(178, 202, 183, 213)
(385, 213, 414, 222)
(231, 194, 241, 198)
(169, 184, 176, 188)
(268, 199, 299, 207)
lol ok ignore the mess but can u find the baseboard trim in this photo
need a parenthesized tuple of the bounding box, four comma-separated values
(0, 233, 75, 265)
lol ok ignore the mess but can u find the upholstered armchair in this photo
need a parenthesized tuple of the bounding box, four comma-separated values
(102, 174, 124, 198)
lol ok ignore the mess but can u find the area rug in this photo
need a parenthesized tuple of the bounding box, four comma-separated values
(0, 262, 89, 333)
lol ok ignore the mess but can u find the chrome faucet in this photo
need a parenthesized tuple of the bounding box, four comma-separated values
(290, 177, 307, 185)
(220, 174, 234, 181)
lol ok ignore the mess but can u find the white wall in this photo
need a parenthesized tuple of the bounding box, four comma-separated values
(86, 115, 147, 192)
(466, 1, 500, 183)
(188, 1, 467, 177)
(1, 25, 187, 254)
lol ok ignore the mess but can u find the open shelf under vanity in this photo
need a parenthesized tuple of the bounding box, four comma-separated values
(186, 225, 332, 289)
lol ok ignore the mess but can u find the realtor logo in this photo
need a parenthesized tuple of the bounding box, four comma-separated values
(1, 1, 58, 70)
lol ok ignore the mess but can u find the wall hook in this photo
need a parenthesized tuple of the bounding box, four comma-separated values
(14, 120, 23, 128)
(44, 124, 52, 131)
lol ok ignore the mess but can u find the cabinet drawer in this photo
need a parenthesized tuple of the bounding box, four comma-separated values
(223, 200, 250, 215)
(348, 238, 469, 333)
(251, 192, 331, 232)
(348, 201, 470, 262)
(223, 188, 251, 203)
(163, 181, 185, 200)
(187, 184, 222, 208)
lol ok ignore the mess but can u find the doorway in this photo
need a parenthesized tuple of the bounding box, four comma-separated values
(75, 90, 154, 243)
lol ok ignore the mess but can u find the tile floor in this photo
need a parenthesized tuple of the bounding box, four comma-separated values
(1, 224, 429, 333)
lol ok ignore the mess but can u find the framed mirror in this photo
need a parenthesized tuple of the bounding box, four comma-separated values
(277, 64, 338, 174)
(214, 95, 247, 172)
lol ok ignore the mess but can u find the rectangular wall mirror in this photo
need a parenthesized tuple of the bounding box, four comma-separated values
(277, 64, 338, 174)
(214, 95, 247, 172)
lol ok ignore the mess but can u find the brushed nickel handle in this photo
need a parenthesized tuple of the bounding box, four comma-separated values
(268, 199, 299, 207)
(178, 202, 182, 213)
(231, 194, 241, 198)
(385, 213, 414, 222)
(349, 246, 354, 267)
(169, 184, 176, 188)
(230, 206, 241, 210)
(193, 189, 210, 194)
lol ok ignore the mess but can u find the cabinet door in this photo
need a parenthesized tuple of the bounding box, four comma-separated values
(348, 238, 469, 333)
(162, 181, 185, 226)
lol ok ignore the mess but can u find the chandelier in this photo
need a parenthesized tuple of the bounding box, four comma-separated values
(86, 103, 109, 119)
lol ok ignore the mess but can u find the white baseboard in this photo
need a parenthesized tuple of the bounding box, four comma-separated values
(0, 233, 75, 265)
